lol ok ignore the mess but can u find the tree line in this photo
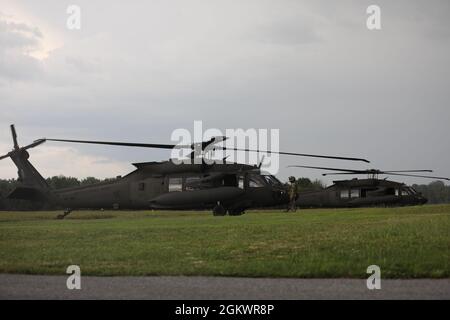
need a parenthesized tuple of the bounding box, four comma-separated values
(411, 181, 450, 204)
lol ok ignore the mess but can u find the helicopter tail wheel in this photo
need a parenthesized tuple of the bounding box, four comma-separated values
(213, 202, 226, 216)
(56, 208, 72, 220)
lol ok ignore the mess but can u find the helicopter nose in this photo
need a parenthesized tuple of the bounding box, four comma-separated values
(416, 195, 427, 205)
(272, 189, 287, 202)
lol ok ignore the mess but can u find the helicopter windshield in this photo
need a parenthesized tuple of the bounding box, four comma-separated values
(263, 175, 283, 186)
(248, 174, 266, 188)
(407, 187, 418, 194)
(401, 187, 417, 196)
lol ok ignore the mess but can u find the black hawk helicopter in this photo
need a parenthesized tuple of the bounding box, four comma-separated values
(288, 165, 450, 208)
(1, 125, 370, 216)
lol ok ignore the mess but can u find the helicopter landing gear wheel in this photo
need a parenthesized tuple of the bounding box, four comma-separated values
(213, 202, 226, 216)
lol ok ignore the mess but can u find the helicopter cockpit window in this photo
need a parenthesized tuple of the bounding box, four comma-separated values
(408, 187, 418, 194)
(168, 177, 183, 192)
(340, 189, 349, 198)
(263, 175, 282, 186)
(401, 188, 412, 196)
(248, 175, 265, 188)
(350, 189, 359, 198)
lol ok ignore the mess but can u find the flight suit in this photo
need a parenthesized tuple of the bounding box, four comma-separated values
(287, 182, 298, 212)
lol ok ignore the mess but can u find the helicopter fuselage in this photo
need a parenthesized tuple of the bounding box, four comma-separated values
(296, 178, 427, 208)
(51, 161, 288, 213)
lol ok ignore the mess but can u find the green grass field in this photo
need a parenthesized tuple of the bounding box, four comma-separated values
(0, 205, 449, 278)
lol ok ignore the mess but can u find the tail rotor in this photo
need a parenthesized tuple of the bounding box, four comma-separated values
(0, 124, 49, 190)
(0, 124, 46, 160)
(11, 124, 19, 150)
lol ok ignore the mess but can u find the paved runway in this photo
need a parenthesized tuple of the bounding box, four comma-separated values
(0, 274, 448, 299)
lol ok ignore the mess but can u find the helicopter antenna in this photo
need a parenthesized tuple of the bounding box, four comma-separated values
(258, 155, 265, 169)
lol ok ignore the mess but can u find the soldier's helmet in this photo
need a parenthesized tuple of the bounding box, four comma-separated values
(288, 176, 296, 183)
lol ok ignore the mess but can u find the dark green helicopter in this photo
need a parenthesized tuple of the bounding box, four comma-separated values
(289, 165, 450, 208)
(1, 125, 370, 217)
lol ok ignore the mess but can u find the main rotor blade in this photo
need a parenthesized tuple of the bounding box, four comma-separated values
(289, 166, 434, 175)
(0, 153, 10, 160)
(322, 172, 365, 176)
(382, 170, 433, 173)
(47, 137, 226, 151)
(46, 138, 190, 150)
(385, 172, 450, 181)
(218, 148, 370, 163)
(287, 165, 367, 173)
(46, 138, 370, 162)
(320, 172, 450, 180)
(321, 171, 436, 176)
(10, 124, 19, 150)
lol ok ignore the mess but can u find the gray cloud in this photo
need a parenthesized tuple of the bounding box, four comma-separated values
(0, 0, 449, 185)
(248, 12, 322, 45)
(0, 18, 42, 48)
(0, 15, 43, 82)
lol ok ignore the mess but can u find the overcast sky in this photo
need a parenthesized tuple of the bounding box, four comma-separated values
(0, 0, 449, 185)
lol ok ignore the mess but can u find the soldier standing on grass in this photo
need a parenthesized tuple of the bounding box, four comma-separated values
(286, 176, 299, 212)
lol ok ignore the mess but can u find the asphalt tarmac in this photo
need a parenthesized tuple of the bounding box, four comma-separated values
(0, 274, 448, 300)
